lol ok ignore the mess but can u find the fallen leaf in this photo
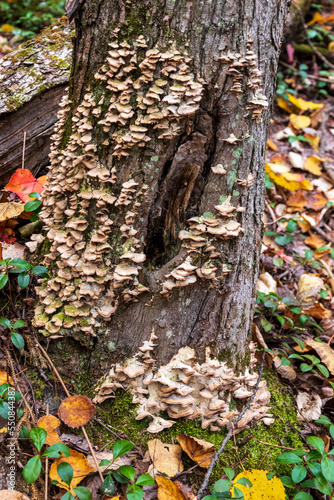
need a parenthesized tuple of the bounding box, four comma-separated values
(0, 24, 15, 33)
(277, 97, 294, 114)
(58, 395, 95, 428)
(305, 191, 328, 210)
(257, 272, 277, 295)
(287, 191, 307, 209)
(1, 242, 25, 260)
(0, 369, 13, 386)
(273, 356, 297, 381)
(288, 152, 305, 170)
(266, 139, 278, 151)
(304, 155, 324, 176)
(87, 451, 126, 472)
(156, 476, 186, 500)
(287, 94, 323, 111)
(5, 169, 46, 203)
(232, 469, 285, 499)
(304, 133, 320, 151)
(289, 114, 311, 130)
(304, 338, 334, 376)
(0, 202, 24, 222)
(305, 234, 326, 249)
(176, 435, 214, 468)
(296, 391, 322, 421)
(148, 439, 183, 477)
(38, 415, 62, 446)
(297, 274, 324, 308)
(49, 449, 95, 490)
(265, 162, 313, 191)
(0, 492, 30, 500)
(0, 227, 16, 244)
(303, 303, 332, 320)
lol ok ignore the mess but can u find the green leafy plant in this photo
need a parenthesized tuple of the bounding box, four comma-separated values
(278, 422, 334, 499)
(0, 382, 21, 419)
(0, 257, 48, 292)
(100, 440, 155, 500)
(25, 192, 42, 222)
(202, 467, 252, 499)
(0, 317, 26, 349)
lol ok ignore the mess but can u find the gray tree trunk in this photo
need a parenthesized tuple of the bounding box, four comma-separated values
(34, 0, 288, 431)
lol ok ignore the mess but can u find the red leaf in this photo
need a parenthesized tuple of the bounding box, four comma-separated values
(5, 169, 46, 203)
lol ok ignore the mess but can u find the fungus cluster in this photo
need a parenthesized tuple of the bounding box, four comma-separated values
(33, 33, 204, 335)
(94, 334, 273, 433)
(219, 39, 268, 121)
(161, 196, 244, 295)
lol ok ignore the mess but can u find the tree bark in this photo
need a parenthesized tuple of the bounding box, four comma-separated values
(0, 20, 72, 185)
(34, 0, 288, 431)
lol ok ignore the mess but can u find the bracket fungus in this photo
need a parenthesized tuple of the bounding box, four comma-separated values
(94, 332, 272, 433)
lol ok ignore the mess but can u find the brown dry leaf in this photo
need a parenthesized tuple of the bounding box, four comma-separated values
(0, 369, 13, 386)
(305, 192, 328, 210)
(0, 202, 24, 222)
(267, 139, 278, 151)
(303, 302, 332, 320)
(176, 434, 215, 468)
(304, 133, 320, 152)
(297, 274, 324, 308)
(305, 234, 326, 249)
(304, 156, 324, 176)
(265, 162, 313, 191)
(298, 217, 311, 232)
(273, 355, 297, 381)
(320, 434, 330, 453)
(310, 107, 323, 128)
(304, 337, 334, 376)
(38, 415, 62, 446)
(257, 272, 277, 295)
(148, 439, 183, 477)
(287, 191, 307, 209)
(87, 451, 126, 472)
(321, 318, 334, 336)
(49, 449, 95, 490)
(0, 492, 30, 500)
(156, 476, 186, 500)
(58, 395, 95, 428)
(1, 241, 25, 260)
(289, 114, 311, 130)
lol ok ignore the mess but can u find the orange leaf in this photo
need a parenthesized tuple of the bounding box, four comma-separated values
(286, 191, 306, 209)
(304, 337, 334, 375)
(304, 133, 320, 152)
(5, 169, 46, 203)
(58, 395, 95, 428)
(156, 476, 186, 500)
(305, 192, 328, 211)
(303, 303, 332, 320)
(266, 139, 278, 151)
(38, 415, 62, 446)
(49, 449, 95, 490)
(176, 434, 215, 468)
(0, 369, 13, 386)
(305, 234, 326, 249)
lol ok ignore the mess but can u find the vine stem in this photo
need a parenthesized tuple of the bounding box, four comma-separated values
(196, 349, 266, 499)
(34, 338, 104, 483)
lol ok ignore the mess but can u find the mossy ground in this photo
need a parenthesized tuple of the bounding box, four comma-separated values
(74, 368, 303, 487)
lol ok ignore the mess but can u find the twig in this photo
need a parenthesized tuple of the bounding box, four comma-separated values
(22, 131, 27, 169)
(257, 440, 308, 452)
(293, 4, 334, 70)
(196, 350, 265, 499)
(34, 338, 104, 483)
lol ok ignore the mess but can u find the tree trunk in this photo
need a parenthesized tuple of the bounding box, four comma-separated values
(0, 20, 72, 185)
(35, 0, 288, 432)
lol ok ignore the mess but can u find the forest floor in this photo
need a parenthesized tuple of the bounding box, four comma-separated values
(1, 3, 334, 500)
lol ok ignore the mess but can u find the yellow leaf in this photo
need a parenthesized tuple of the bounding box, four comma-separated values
(305, 234, 326, 249)
(287, 94, 323, 111)
(265, 163, 313, 191)
(231, 469, 286, 499)
(58, 395, 95, 428)
(304, 133, 320, 151)
(329, 41, 334, 52)
(156, 476, 186, 500)
(38, 415, 62, 446)
(304, 155, 323, 176)
(49, 449, 95, 490)
(148, 439, 184, 477)
(176, 434, 215, 468)
(266, 139, 278, 151)
(289, 114, 311, 130)
(0, 202, 24, 222)
(0, 24, 15, 33)
(0, 427, 8, 434)
(277, 97, 294, 114)
(0, 369, 13, 386)
(307, 11, 326, 25)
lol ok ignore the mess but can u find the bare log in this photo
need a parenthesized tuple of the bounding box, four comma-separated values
(0, 19, 72, 185)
